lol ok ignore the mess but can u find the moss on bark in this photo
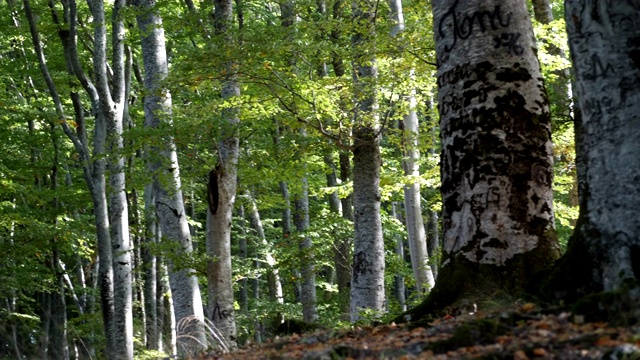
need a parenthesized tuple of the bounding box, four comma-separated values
(395, 229, 558, 324)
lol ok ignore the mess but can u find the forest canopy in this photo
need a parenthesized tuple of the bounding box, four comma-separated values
(1, 0, 616, 358)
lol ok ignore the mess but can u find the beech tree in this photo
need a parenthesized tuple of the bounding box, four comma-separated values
(132, 0, 206, 354)
(206, 0, 240, 347)
(399, 0, 560, 321)
(389, 0, 436, 296)
(349, 0, 385, 322)
(541, 1, 640, 312)
(22, 0, 135, 356)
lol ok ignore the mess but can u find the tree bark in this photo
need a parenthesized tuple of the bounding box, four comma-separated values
(349, 0, 385, 322)
(22, 0, 126, 354)
(294, 177, 318, 323)
(391, 203, 407, 312)
(49, 251, 70, 360)
(541, 1, 640, 309)
(390, 0, 436, 296)
(206, 0, 240, 347)
(143, 184, 160, 351)
(246, 191, 284, 304)
(336, 152, 353, 318)
(133, 0, 206, 353)
(531, 0, 553, 24)
(398, 0, 559, 322)
(237, 205, 249, 313)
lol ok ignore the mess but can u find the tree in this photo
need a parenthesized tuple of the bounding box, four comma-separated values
(389, 0, 436, 296)
(540, 1, 640, 314)
(399, 0, 559, 322)
(22, 0, 134, 356)
(349, 0, 385, 322)
(132, 0, 206, 354)
(205, 0, 240, 347)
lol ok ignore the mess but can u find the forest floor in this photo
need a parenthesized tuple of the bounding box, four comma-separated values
(198, 303, 640, 359)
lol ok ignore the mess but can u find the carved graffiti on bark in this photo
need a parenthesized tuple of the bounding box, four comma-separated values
(211, 302, 232, 321)
(438, 0, 514, 53)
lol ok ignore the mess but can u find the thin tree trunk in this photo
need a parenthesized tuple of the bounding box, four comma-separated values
(391, 203, 407, 312)
(426, 210, 440, 280)
(246, 191, 284, 303)
(22, 0, 119, 353)
(280, 182, 301, 302)
(294, 177, 318, 323)
(237, 205, 249, 313)
(336, 152, 353, 318)
(49, 251, 70, 360)
(144, 184, 160, 351)
(390, 0, 435, 296)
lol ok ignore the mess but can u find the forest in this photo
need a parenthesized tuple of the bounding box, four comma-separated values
(1, 0, 639, 359)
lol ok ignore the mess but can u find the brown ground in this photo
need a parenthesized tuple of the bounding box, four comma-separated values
(197, 304, 640, 359)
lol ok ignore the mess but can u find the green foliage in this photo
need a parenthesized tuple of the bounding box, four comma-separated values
(0, 0, 582, 354)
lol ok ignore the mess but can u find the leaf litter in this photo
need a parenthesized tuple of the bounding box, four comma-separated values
(198, 304, 640, 359)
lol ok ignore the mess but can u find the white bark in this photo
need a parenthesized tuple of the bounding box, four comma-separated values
(434, 0, 557, 266)
(246, 191, 284, 303)
(565, 1, 640, 292)
(389, 0, 435, 295)
(22, 0, 128, 354)
(89, 0, 133, 356)
(133, 0, 206, 354)
(295, 177, 318, 323)
(350, 0, 385, 321)
(206, 0, 239, 347)
(143, 184, 160, 351)
(402, 107, 436, 295)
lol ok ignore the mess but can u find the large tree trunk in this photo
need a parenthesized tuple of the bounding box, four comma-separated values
(205, 0, 239, 348)
(541, 1, 640, 310)
(399, 0, 559, 322)
(349, 0, 385, 322)
(133, 0, 206, 354)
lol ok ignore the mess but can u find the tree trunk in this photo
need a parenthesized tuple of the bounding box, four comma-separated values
(349, 0, 385, 322)
(294, 177, 318, 323)
(133, 0, 206, 353)
(49, 252, 70, 360)
(541, 1, 640, 310)
(237, 205, 249, 313)
(22, 0, 123, 353)
(205, 0, 240, 347)
(280, 181, 302, 303)
(246, 191, 284, 303)
(426, 210, 440, 280)
(391, 203, 407, 312)
(531, 0, 553, 24)
(143, 184, 160, 351)
(106, 48, 134, 360)
(398, 0, 559, 322)
(336, 152, 353, 318)
(389, 0, 436, 296)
